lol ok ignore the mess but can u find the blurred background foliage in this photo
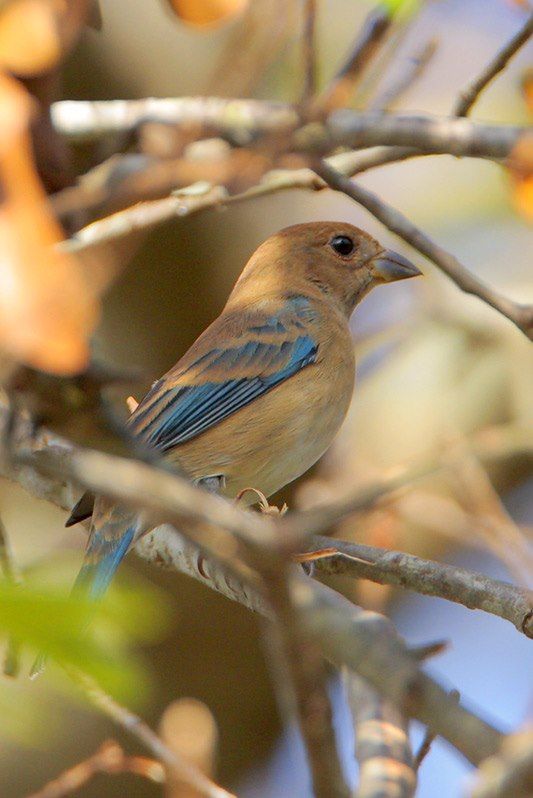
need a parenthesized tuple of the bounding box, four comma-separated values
(0, 0, 531, 796)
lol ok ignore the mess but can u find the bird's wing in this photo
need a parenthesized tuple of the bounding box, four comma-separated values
(64, 297, 319, 527)
(129, 296, 319, 452)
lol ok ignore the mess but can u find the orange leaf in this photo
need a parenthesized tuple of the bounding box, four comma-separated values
(508, 133, 533, 222)
(165, 0, 248, 27)
(0, 73, 98, 375)
(0, 0, 62, 75)
(522, 67, 533, 113)
(512, 175, 533, 221)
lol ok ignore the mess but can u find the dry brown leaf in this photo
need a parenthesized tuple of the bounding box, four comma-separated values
(165, 0, 248, 27)
(0, 0, 62, 74)
(0, 73, 98, 375)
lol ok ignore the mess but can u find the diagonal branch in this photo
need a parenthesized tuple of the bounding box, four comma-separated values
(69, 671, 235, 798)
(453, 12, 533, 118)
(313, 6, 391, 113)
(311, 158, 533, 339)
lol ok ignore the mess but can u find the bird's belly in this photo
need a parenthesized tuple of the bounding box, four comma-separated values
(170, 361, 354, 499)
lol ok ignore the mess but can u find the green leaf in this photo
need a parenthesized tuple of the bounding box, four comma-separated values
(381, 0, 422, 19)
(0, 572, 174, 702)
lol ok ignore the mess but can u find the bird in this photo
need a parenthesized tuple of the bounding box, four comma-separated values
(65, 221, 421, 602)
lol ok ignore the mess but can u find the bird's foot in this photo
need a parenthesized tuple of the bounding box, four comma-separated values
(234, 487, 288, 516)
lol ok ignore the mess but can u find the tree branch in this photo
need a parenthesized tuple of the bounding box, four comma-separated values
(0, 413, 507, 766)
(453, 12, 533, 118)
(345, 671, 416, 798)
(311, 158, 533, 339)
(320, 110, 525, 159)
(313, 6, 391, 113)
(51, 98, 526, 163)
(310, 536, 533, 639)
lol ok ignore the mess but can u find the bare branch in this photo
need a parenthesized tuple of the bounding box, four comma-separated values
(56, 152, 410, 252)
(51, 97, 299, 144)
(69, 671, 235, 798)
(51, 98, 525, 163)
(345, 671, 416, 798)
(453, 13, 533, 117)
(309, 536, 533, 639)
(314, 7, 391, 113)
(311, 158, 533, 339)
(295, 579, 503, 766)
(321, 111, 525, 159)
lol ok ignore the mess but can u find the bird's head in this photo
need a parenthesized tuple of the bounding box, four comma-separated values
(232, 221, 421, 317)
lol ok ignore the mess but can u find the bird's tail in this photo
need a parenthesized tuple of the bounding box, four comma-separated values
(29, 526, 135, 679)
(72, 526, 135, 601)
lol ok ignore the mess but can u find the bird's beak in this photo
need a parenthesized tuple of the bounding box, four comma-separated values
(370, 249, 422, 282)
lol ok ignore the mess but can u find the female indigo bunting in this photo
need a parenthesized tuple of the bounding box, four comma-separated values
(68, 222, 420, 599)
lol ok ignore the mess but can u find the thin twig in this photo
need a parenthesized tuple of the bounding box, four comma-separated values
(311, 158, 533, 339)
(69, 671, 235, 798)
(453, 12, 533, 117)
(314, 7, 391, 113)
(301, 0, 318, 105)
(413, 690, 460, 772)
(309, 536, 533, 639)
(25, 740, 164, 798)
(345, 670, 416, 798)
(56, 149, 422, 252)
(369, 38, 438, 113)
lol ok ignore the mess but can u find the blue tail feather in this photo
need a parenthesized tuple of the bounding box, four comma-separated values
(73, 526, 135, 600)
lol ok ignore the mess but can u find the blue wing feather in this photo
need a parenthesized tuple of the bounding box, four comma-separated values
(130, 298, 319, 452)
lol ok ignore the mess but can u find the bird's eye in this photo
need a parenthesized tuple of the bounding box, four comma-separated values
(329, 235, 355, 256)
